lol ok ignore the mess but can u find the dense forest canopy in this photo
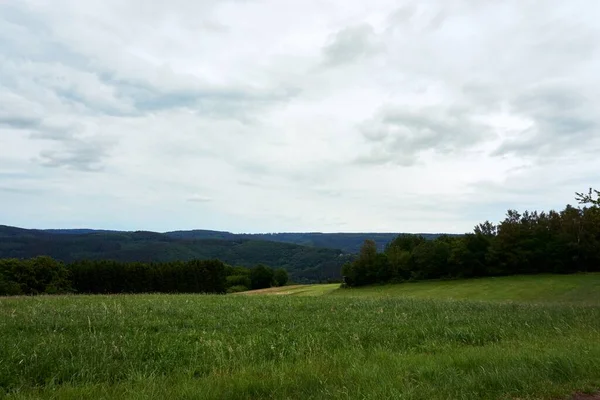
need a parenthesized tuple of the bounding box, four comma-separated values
(30, 229, 449, 254)
(342, 189, 600, 286)
(0, 227, 349, 283)
(0, 257, 288, 296)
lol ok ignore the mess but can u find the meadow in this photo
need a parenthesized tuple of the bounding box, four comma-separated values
(2, 274, 600, 399)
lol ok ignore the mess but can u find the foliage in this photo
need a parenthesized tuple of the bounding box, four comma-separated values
(226, 285, 249, 294)
(67, 259, 231, 294)
(343, 189, 600, 286)
(250, 264, 275, 289)
(165, 231, 450, 253)
(0, 256, 71, 295)
(576, 187, 600, 206)
(226, 274, 252, 289)
(273, 268, 289, 287)
(0, 257, 290, 296)
(1, 291, 600, 399)
(0, 227, 348, 283)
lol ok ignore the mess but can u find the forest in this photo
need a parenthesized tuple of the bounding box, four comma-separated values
(342, 189, 600, 286)
(0, 257, 288, 296)
(0, 226, 348, 283)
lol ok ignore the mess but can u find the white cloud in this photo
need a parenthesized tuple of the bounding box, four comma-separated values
(1, 0, 599, 233)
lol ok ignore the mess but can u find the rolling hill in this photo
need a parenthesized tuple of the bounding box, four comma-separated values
(0, 225, 353, 283)
(38, 227, 450, 253)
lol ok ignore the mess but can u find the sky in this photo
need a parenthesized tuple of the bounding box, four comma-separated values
(1, 0, 599, 234)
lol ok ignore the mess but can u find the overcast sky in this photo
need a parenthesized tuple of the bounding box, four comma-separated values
(1, 0, 599, 233)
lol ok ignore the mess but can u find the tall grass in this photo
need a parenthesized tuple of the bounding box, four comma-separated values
(2, 291, 600, 399)
(332, 273, 600, 304)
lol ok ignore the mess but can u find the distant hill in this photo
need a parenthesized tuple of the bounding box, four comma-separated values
(0, 225, 353, 283)
(0, 225, 456, 283)
(43, 229, 120, 235)
(39, 228, 451, 253)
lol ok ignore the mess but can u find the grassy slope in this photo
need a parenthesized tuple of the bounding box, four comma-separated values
(330, 273, 600, 304)
(240, 273, 600, 304)
(2, 274, 600, 399)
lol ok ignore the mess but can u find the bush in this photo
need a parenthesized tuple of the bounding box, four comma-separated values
(273, 268, 289, 287)
(0, 257, 71, 295)
(250, 265, 275, 289)
(226, 285, 249, 293)
(227, 274, 251, 289)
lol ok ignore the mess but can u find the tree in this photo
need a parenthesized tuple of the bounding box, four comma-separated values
(342, 240, 382, 287)
(0, 257, 71, 295)
(250, 265, 274, 289)
(576, 188, 600, 206)
(273, 268, 289, 287)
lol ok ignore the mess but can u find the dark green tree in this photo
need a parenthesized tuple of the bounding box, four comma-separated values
(576, 188, 600, 206)
(250, 264, 274, 289)
(273, 268, 289, 287)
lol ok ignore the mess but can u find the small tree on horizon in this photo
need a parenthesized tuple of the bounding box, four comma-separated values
(576, 188, 600, 206)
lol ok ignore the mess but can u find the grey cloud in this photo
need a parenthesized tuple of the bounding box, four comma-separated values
(313, 188, 342, 198)
(237, 179, 262, 188)
(0, 115, 42, 130)
(1, 4, 297, 121)
(0, 92, 45, 130)
(387, 4, 446, 33)
(0, 92, 111, 171)
(28, 121, 84, 142)
(0, 5, 90, 67)
(37, 139, 111, 172)
(187, 195, 212, 203)
(322, 24, 379, 66)
(356, 106, 493, 166)
(0, 109, 110, 172)
(0, 186, 43, 194)
(494, 83, 599, 157)
(104, 74, 299, 119)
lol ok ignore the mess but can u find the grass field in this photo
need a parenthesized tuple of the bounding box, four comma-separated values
(330, 273, 600, 304)
(2, 274, 600, 399)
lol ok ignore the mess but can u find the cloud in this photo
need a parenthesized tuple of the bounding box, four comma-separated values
(187, 195, 213, 203)
(0, 186, 42, 195)
(36, 139, 112, 172)
(322, 24, 380, 66)
(356, 105, 494, 166)
(494, 81, 600, 158)
(1, 0, 600, 233)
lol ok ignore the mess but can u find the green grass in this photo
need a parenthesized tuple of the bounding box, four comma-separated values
(2, 274, 600, 399)
(330, 273, 600, 304)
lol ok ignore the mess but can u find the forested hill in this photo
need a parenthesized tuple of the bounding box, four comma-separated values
(0, 225, 353, 283)
(43, 228, 449, 253)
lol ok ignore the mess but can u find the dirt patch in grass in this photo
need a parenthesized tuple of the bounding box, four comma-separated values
(231, 285, 306, 295)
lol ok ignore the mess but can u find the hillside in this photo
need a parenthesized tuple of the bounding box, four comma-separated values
(330, 273, 600, 304)
(165, 231, 415, 252)
(249, 273, 600, 304)
(0, 225, 351, 283)
(3, 283, 600, 399)
(38, 227, 450, 253)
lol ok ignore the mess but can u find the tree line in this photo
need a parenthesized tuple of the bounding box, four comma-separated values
(0, 226, 345, 284)
(0, 258, 288, 296)
(342, 189, 600, 287)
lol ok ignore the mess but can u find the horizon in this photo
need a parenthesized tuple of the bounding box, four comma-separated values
(3, 223, 456, 236)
